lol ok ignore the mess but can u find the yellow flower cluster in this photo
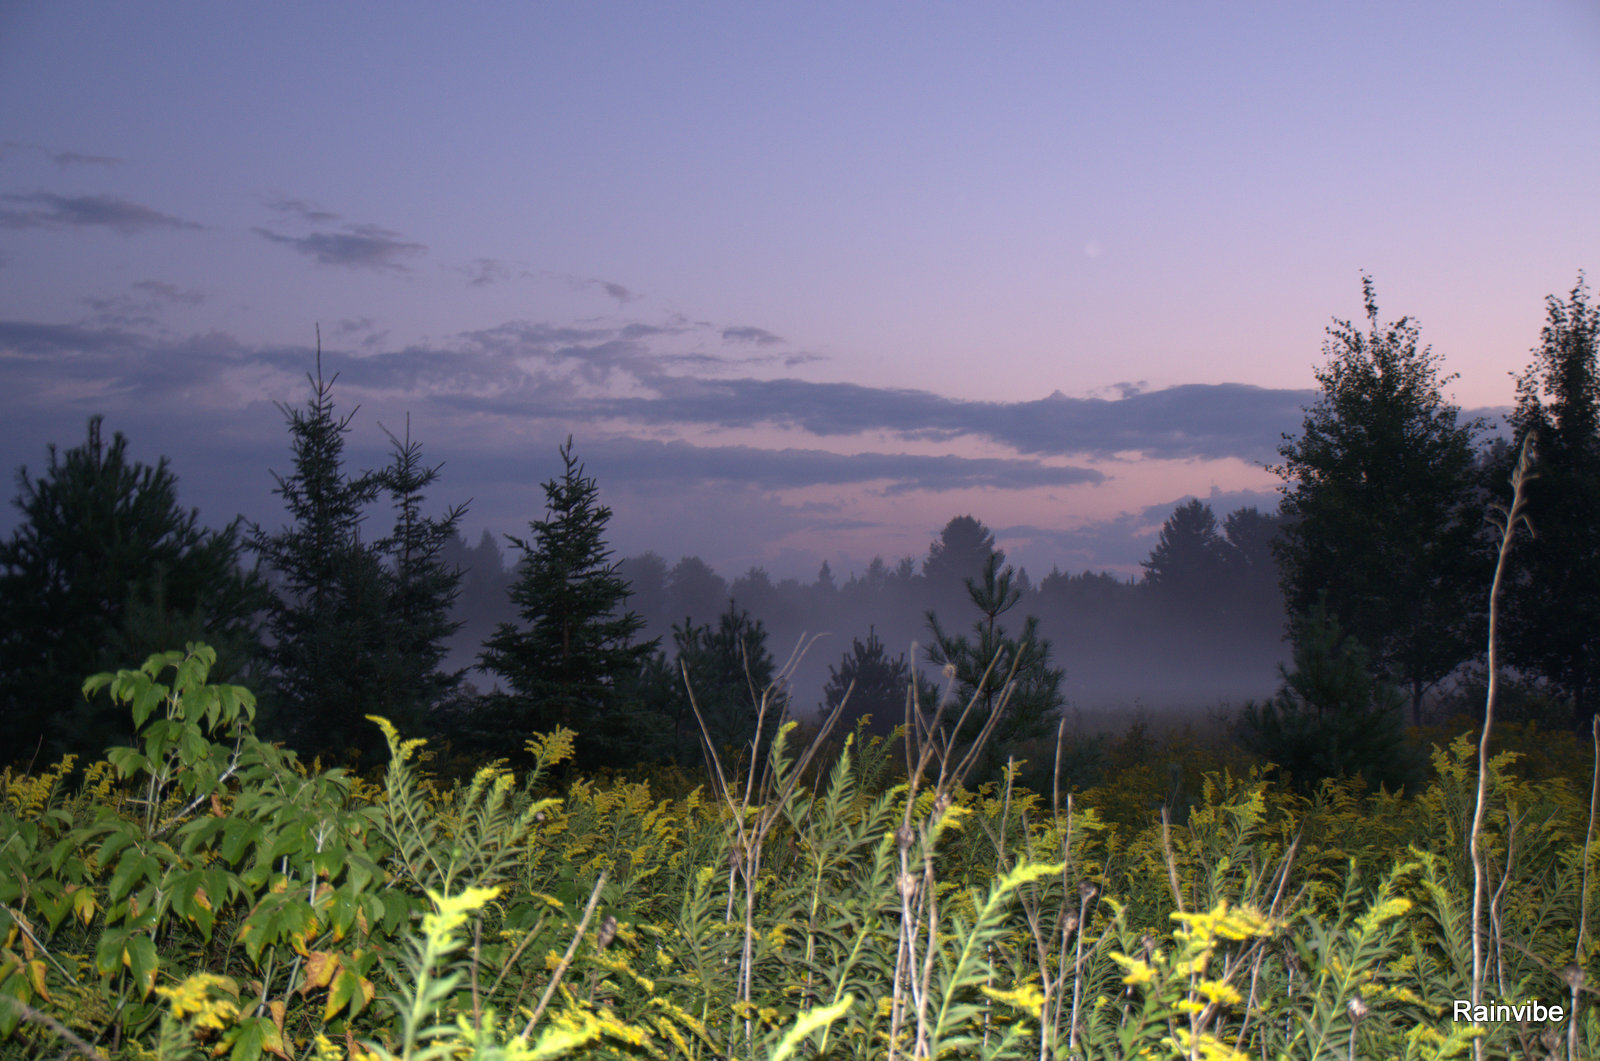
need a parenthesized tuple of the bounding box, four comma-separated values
(153, 972, 240, 1032)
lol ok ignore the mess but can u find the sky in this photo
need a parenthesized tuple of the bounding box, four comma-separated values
(1, 2, 1596, 583)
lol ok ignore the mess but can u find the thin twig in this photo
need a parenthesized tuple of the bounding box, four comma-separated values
(520, 870, 607, 1038)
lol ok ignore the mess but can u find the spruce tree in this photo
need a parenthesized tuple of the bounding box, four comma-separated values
(1504, 274, 1600, 726)
(1240, 597, 1418, 794)
(249, 349, 389, 761)
(479, 438, 655, 764)
(0, 417, 263, 761)
(373, 415, 469, 736)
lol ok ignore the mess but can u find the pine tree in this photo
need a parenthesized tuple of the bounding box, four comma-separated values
(925, 551, 1064, 776)
(643, 603, 780, 767)
(0, 417, 264, 761)
(1274, 276, 1484, 723)
(821, 627, 916, 738)
(478, 438, 655, 764)
(249, 348, 390, 761)
(1504, 273, 1600, 727)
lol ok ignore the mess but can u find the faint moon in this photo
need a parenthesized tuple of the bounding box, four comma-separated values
(1083, 241, 1103, 259)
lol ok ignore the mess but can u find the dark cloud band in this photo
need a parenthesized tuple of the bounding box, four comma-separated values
(0, 191, 203, 234)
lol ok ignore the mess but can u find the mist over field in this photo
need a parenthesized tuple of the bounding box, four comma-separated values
(433, 508, 1290, 732)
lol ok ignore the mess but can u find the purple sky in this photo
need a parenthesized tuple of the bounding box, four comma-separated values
(1, 3, 1596, 581)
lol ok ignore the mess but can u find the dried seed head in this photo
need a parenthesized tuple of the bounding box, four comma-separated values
(1346, 995, 1368, 1024)
(534, 811, 546, 823)
(1139, 934, 1155, 959)
(895, 825, 914, 853)
(597, 915, 617, 949)
(1563, 963, 1586, 991)
(897, 872, 920, 899)
(1079, 880, 1099, 904)
(1062, 913, 1079, 937)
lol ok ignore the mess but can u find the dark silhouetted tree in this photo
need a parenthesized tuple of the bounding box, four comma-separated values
(731, 566, 780, 619)
(666, 555, 729, 628)
(0, 417, 264, 761)
(478, 438, 655, 766)
(925, 551, 1064, 776)
(923, 515, 997, 593)
(1142, 499, 1225, 606)
(249, 352, 391, 761)
(1219, 507, 1280, 581)
(371, 415, 469, 736)
(618, 552, 669, 616)
(1274, 276, 1484, 722)
(821, 627, 917, 738)
(1504, 273, 1600, 727)
(1240, 597, 1419, 794)
(644, 602, 781, 767)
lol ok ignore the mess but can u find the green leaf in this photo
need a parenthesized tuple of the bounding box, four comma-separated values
(220, 818, 263, 865)
(29, 878, 67, 930)
(227, 1015, 283, 1061)
(105, 746, 150, 779)
(108, 850, 158, 905)
(125, 934, 159, 997)
(131, 680, 166, 729)
(95, 927, 130, 977)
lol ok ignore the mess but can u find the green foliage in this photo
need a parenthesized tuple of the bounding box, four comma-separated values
(0, 416, 264, 763)
(6, 636, 1600, 1059)
(1505, 273, 1600, 726)
(1275, 275, 1486, 721)
(478, 438, 655, 768)
(1240, 598, 1420, 793)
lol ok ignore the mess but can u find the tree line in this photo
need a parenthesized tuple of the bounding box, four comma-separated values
(1, 274, 1595, 790)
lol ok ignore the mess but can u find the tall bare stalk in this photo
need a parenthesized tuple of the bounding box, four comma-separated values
(1471, 434, 1536, 1060)
(1573, 716, 1599, 1061)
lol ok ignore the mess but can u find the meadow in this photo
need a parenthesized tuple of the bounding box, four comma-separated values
(2, 637, 1598, 1061)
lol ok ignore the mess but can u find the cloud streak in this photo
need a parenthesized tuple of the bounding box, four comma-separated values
(585, 437, 1103, 493)
(722, 325, 783, 345)
(254, 222, 427, 272)
(0, 142, 122, 168)
(0, 314, 1320, 464)
(585, 378, 1315, 463)
(0, 192, 203, 234)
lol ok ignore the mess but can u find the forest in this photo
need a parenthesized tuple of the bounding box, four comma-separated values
(3, 276, 1596, 784)
(0, 276, 1598, 1058)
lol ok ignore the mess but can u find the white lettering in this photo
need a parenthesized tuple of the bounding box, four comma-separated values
(1452, 999, 1564, 1023)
